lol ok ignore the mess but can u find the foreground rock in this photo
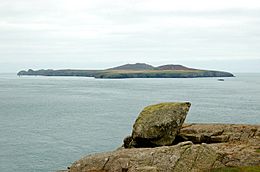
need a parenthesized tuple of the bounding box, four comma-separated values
(179, 124, 260, 167)
(178, 123, 260, 144)
(65, 124, 259, 172)
(69, 141, 219, 172)
(125, 102, 191, 148)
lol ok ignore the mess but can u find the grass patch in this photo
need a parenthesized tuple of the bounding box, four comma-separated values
(210, 166, 260, 172)
(256, 148, 260, 153)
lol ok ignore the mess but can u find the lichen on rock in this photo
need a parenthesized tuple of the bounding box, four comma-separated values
(61, 103, 260, 172)
(125, 102, 191, 148)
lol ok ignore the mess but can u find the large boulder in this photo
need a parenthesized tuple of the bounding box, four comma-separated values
(126, 102, 191, 147)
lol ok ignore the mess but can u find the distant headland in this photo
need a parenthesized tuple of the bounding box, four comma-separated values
(17, 63, 234, 79)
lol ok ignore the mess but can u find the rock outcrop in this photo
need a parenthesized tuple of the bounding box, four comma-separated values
(178, 123, 259, 144)
(125, 102, 191, 148)
(67, 124, 260, 172)
(179, 124, 260, 167)
(69, 141, 219, 172)
(60, 103, 260, 172)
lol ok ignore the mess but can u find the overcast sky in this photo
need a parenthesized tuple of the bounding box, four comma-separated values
(0, 0, 260, 72)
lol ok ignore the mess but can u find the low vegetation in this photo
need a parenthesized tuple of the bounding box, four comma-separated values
(210, 166, 260, 172)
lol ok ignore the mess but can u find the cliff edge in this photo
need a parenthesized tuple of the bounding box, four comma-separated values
(59, 103, 259, 172)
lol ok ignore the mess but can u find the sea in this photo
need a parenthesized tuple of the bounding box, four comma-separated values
(0, 73, 259, 172)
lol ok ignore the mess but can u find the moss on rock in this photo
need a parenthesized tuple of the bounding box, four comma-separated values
(130, 102, 191, 147)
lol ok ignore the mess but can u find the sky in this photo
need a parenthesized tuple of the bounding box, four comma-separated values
(0, 0, 260, 73)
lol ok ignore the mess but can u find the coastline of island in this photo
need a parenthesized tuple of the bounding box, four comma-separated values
(17, 63, 234, 79)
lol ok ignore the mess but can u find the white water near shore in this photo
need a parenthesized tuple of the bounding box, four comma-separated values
(0, 73, 259, 172)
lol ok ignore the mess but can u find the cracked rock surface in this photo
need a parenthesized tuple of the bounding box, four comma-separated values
(69, 141, 218, 172)
(67, 124, 260, 172)
(180, 124, 260, 167)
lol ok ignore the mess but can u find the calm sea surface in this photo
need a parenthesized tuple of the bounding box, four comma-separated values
(0, 73, 259, 172)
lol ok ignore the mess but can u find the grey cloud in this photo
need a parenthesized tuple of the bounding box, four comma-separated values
(0, 1, 260, 73)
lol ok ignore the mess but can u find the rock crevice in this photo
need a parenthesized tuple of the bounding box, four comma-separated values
(62, 103, 260, 172)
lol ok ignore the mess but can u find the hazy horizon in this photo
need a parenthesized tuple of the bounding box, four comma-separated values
(1, 0, 260, 73)
(1, 60, 260, 73)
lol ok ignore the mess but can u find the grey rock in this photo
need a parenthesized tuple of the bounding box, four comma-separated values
(69, 142, 220, 172)
(65, 124, 260, 172)
(128, 102, 191, 147)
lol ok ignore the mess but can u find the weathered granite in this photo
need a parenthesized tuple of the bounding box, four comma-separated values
(125, 102, 191, 148)
(69, 141, 220, 172)
(179, 124, 260, 168)
(178, 123, 259, 143)
(64, 124, 260, 172)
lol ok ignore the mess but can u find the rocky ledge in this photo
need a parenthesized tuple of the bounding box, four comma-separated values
(61, 103, 260, 172)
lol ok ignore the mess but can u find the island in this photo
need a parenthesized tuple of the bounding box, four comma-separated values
(17, 63, 234, 79)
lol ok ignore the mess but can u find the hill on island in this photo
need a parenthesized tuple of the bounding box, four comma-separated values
(108, 63, 155, 70)
(17, 63, 234, 79)
(108, 63, 196, 71)
(156, 64, 196, 70)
